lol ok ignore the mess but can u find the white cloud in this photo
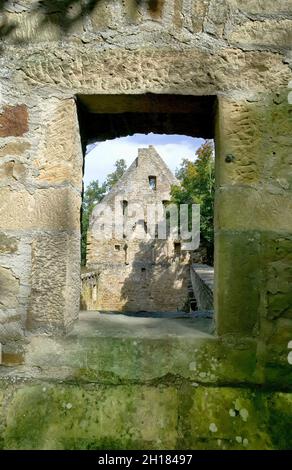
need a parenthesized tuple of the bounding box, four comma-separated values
(84, 134, 204, 188)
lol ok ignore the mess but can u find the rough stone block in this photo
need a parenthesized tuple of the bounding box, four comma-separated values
(2, 383, 178, 450)
(90, 0, 116, 30)
(228, 19, 292, 51)
(0, 233, 18, 254)
(27, 232, 80, 333)
(263, 317, 292, 376)
(0, 267, 19, 309)
(215, 231, 261, 336)
(0, 381, 291, 449)
(35, 99, 83, 188)
(15, 47, 290, 95)
(228, 0, 292, 16)
(191, 0, 209, 32)
(261, 234, 292, 320)
(0, 187, 81, 231)
(267, 392, 292, 449)
(216, 95, 292, 187)
(0, 160, 27, 182)
(179, 386, 272, 449)
(204, 0, 229, 38)
(0, 142, 31, 158)
(216, 186, 292, 232)
(0, 105, 28, 138)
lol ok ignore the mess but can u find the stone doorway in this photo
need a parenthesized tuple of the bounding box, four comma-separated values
(77, 94, 216, 319)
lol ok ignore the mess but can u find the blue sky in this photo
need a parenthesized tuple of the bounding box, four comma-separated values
(84, 133, 204, 188)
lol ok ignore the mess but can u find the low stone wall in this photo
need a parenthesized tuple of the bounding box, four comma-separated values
(0, 311, 291, 450)
(0, 380, 291, 450)
(191, 264, 214, 311)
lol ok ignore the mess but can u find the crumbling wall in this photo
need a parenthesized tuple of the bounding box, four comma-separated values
(191, 264, 214, 311)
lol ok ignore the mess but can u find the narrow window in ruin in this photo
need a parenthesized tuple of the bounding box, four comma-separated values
(122, 200, 128, 215)
(92, 284, 97, 302)
(135, 157, 138, 167)
(123, 243, 128, 265)
(155, 223, 159, 239)
(163, 201, 171, 238)
(141, 267, 146, 281)
(122, 201, 128, 239)
(174, 242, 181, 257)
(148, 175, 157, 190)
(144, 221, 147, 233)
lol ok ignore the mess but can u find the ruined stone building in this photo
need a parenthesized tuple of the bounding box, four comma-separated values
(82, 145, 191, 312)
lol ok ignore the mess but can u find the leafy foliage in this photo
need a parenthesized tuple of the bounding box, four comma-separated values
(171, 140, 215, 265)
(104, 159, 127, 191)
(81, 158, 127, 265)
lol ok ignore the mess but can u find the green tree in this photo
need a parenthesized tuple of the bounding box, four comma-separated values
(81, 158, 127, 265)
(105, 159, 127, 191)
(81, 180, 106, 266)
(171, 140, 215, 265)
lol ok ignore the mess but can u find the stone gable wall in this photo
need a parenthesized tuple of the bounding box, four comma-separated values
(85, 146, 191, 312)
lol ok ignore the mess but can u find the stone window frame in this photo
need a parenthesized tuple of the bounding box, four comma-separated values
(148, 175, 157, 190)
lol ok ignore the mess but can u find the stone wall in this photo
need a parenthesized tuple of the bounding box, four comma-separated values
(0, 313, 290, 450)
(81, 262, 190, 312)
(0, 380, 291, 450)
(191, 264, 214, 311)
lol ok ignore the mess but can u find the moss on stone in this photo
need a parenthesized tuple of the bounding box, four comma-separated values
(0, 381, 291, 450)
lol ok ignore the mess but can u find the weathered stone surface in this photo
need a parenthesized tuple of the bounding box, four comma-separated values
(1, 352, 25, 366)
(0, 160, 26, 182)
(262, 234, 292, 321)
(23, 313, 258, 387)
(0, 105, 28, 138)
(0, 142, 30, 158)
(191, 264, 214, 311)
(0, 233, 18, 254)
(0, 382, 177, 449)
(216, 95, 292, 187)
(0, 380, 291, 449)
(191, 0, 209, 33)
(35, 99, 83, 188)
(11, 47, 290, 96)
(0, 188, 81, 231)
(27, 232, 80, 333)
(90, 0, 118, 30)
(228, 0, 292, 16)
(215, 231, 261, 336)
(263, 317, 292, 373)
(0, 267, 19, 309)
(180, 386, 272, 450)
(228, 19, 292, 51)
(216, 187, 292, 232)
(0, 309, 289, 449)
